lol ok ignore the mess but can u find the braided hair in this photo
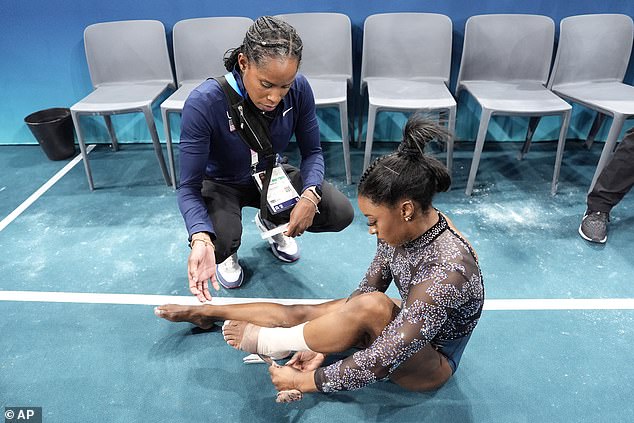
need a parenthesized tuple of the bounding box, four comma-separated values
(358, 114, 452, 211)
(224, 16, 303, 71)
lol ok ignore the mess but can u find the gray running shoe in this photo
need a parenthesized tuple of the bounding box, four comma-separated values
(255, 212, 300, 262)
(216, 253, 243, 289)
(578, 210, 609, 244)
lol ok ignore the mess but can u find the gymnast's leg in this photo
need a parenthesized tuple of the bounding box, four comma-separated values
(215, 292, 452, 392)
(223, 292, 398, 355)
(154, 299, 347, 330)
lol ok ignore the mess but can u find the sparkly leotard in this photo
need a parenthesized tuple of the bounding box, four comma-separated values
(313, 212, 484, 392)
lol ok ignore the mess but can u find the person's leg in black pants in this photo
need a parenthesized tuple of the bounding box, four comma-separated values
(202, 180, 259, 287)
(202, 168, 354, 283)
(587, 128, 634, 213)
(580, 128, 634, 243)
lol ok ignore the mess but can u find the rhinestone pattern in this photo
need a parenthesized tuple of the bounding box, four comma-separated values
(316, 213, 484, 392)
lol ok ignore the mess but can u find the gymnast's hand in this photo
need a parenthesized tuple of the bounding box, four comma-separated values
(286, 351, 325, 372)
(269, 363, 317, 394)
(187, 235, 218, 302)
(286, 194, 317, 237)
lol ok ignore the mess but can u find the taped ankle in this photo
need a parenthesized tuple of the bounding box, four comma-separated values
(257, 322, 311, 356)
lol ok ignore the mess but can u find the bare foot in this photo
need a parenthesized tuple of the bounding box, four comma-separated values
(154, 304, 216, 330)
(222, 320, 260, 353)
(276, 389, 303, 403)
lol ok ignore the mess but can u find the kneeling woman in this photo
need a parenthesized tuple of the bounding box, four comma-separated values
(156, 115, 484, 396)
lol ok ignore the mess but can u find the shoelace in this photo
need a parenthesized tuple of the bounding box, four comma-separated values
(222, 254, 240, 271)
(272, 233, 290, 248)
(585, 211, 609, 223)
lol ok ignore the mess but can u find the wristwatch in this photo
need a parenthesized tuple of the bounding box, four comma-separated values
(306, 185, 322, 201)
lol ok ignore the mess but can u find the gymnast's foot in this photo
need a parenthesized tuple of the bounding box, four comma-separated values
(223, 320, 291, 360)
(222, 320, 260, 353)
(154, 304, 216, 330)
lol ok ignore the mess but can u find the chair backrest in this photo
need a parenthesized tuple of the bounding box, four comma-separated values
(548, 14, 634, 88)
(84, 20, 174, 88)
(360, 13, 452, 92)
(275, 13, 352, 81)
(173, 17, 253, 85)
(456, 14, 555, 91)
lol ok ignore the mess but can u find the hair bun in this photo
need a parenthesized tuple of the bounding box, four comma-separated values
(398, 114, 451, 160)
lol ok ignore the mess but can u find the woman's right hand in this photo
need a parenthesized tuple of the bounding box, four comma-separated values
(187, 237, 218, 302)
(286, 351, 326, 372)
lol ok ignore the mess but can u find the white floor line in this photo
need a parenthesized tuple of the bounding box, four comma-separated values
(0, 290, 633, 310)
(0, 145, 95, 232)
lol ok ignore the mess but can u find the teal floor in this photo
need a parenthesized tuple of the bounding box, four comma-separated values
(1, 140, 633, 422)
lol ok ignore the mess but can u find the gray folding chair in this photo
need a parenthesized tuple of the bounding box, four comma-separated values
(548, 14, 634, 192)
(456, 14, 572, 196)
(276, 13, 353, 184)
(70, 20, 175, 190)
(359, 13, 456, 173)
(161, 17, 253, 188)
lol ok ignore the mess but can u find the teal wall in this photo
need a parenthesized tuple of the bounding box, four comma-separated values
(2, 0, 634, 146)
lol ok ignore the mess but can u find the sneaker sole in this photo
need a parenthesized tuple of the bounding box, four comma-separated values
(269, 246, 300, 263)
(578, 224, 607, 244)
(255, 215, 300, 263)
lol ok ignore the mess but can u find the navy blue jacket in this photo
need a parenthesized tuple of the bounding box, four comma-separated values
(177, 69, 324, 239)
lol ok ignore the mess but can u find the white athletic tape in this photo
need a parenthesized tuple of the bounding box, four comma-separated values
(259, 223, 289, 239)
(243, 353, 267, 364)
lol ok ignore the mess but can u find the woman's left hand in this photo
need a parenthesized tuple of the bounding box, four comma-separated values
(286, 196, 317, 237)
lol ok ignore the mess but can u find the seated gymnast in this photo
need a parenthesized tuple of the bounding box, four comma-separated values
(155, 115, 484, 399)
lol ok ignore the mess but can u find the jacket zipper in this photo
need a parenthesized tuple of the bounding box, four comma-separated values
(237, 105, 265, 151)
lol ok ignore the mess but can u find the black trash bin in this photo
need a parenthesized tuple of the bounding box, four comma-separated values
(24, 108, 76, 161)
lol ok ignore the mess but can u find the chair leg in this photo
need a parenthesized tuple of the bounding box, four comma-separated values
(161, 107, 177, 189)
(585, 113, 606, 150)
(103, 115, 119, 152)
(589, 114, 624, 193)
(437, 111, 447, 152)
(339, 102, 352, 185)
(356, 95, 365, 149)
(446, 106, 457, 176)
(465, 109, 492, 196)
(71, 111, 95, 191)
(362, 105, 378, 171)
(143, 107, 171, 186)
(551, 110, 571, 195)
(347, 84, 355, 154)
(518, 116, 540, 160)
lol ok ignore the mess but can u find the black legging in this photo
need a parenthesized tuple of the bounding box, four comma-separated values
(201, 164, 354, 263)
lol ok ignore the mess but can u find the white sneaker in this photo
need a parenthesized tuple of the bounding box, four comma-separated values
(255, 212, 300, 262)
(216, 253, 243, 289)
